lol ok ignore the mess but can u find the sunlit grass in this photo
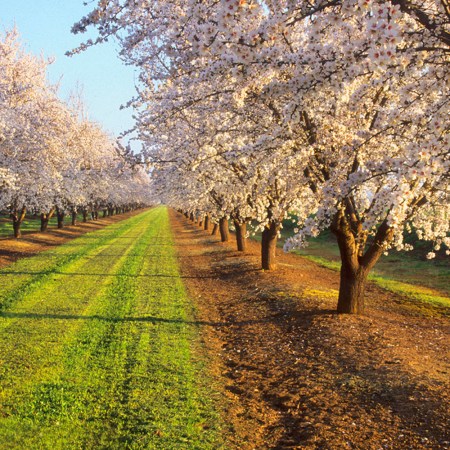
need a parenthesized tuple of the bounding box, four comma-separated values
(0, 207, 223, 449)
(251, 220, 449, 310)
(303, 288, 338, 300)
(298, 254, 450, 311)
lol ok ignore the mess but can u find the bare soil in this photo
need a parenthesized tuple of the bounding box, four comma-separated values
(169, 211, 450, 450)
(0, 210, 144, 269)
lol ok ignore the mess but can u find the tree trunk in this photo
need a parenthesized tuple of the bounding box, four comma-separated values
(40, 208, 55, 232)
(199, 219, 203, 228)
(234, 220, 247, 252)
(211, 223, 219, 236)
(103, 209, 107, 218)
(219, 217, 229, 242)
(82, 210, 88, 223)
(56, 210, 65, 229)
(337, 263, 369, 314)
(204, 214, 210, 231)
(71, 211, 77, 226)
(261, 221, 279, 270)
(13, 220, 21, 238)
(40, 215, 49, 232)
(190, 212, 195, 222)
(11, 207, 26, 238)
(331, 208, 395, 314)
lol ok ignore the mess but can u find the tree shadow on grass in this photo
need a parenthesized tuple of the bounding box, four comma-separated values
(0, 310, 327, 329)
(0, 270, 227, 279)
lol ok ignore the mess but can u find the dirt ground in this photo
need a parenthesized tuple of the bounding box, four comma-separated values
(0, 210, 144, 268)
(169, 210, 450, 450)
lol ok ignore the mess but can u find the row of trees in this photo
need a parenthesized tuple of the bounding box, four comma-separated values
(73, 0, 449, 314)
(0, 29, 152, 238)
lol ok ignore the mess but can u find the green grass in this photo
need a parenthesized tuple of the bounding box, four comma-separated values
(0, 214, 86, 238)
(0, 207, 223, 449)
(298, 254, 450, 309)
(250, 221, 450, 309)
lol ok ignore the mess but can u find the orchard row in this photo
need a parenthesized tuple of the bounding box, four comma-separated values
(72, 0, 449, 314)
(0, 29, 152, 238)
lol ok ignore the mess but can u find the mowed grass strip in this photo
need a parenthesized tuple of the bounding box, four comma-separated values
(0, 207, 223, 449)
(0, 212, 151, 312)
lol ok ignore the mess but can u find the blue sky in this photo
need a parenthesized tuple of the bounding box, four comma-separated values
(1, 0, 139, 145)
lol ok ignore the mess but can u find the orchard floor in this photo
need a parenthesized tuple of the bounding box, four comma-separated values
(0, 210, 144, 268)
(169, 210, 450, 450)
(0, 208, 448, 449)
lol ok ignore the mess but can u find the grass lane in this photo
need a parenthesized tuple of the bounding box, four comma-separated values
(0, 206, 223, 449)
(0, 212, 150, 312)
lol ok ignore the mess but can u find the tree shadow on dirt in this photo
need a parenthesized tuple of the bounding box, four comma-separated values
(170, 212, 450, 448)
(0, 311, 309, 330)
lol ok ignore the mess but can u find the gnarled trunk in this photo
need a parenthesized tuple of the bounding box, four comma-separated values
(11, 207, 26, 238)
(71, 210, 77, 226)
(261, 221, 279, 270)
(82, 210, 88, 223)
(234, 220, 247, 252)
(40, 208, 55, 232)
(211, 223, 219, 236)
(333, 210, 394, 314)
(190, 212, 195, 222)
(219, 217, 229, 242)
(204, 214, 210, 231)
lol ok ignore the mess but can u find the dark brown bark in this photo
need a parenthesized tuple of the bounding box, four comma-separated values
(103, 209, 107, 218)
(234, 220, 247, 252)
(82, 210, 88, 223)
(204, 214, 210, 231)
(71, 211, 77, 226)
(199, 219, 203, 228)
(211, 223, 219, 236)
(40, 208, 55, 232)
(332, 210, 394, 314)
(190, 212, 195, 222)
(219, 217, 229, 242)
(261, 221, 279, 270)
(336, 263, 369, 314)
(56, 209, 65, 229)
(40, 216, 49, 232)
(11, 207, 26, 238)
(13, 220, 21, 238)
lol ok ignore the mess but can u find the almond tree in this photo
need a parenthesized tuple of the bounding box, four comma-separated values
(0, 29, 64, 236)
(73, 1, 449, 313)
(1, 29, 152, 236)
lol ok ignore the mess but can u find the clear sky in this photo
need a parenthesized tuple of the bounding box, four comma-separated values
(1, 0, 139, 145)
